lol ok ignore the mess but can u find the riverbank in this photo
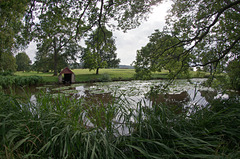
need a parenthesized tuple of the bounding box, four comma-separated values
(14, 69, 209, 84)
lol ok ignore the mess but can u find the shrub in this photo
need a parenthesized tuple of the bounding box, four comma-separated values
(0, 75, 43, 88)
(226, 58, 240, 91)
(0, 71, 14, 76)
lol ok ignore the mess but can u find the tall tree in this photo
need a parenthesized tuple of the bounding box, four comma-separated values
(164, 0, 240, 76)
(0, 0, 30, 71)
(0, 52, 17, 72)
(33, 1, 80, 75)
(1, 0, 162, 74)
(82, 27, 120, 74)
(16, 52, 31, 72)
(134, 30, 188, 79)
(34, 52, 69, 73)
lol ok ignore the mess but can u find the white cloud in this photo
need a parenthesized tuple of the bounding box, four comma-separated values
(25, 41, 37, 62)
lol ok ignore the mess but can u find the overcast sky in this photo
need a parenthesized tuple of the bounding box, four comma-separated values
(25, 1, 172, 65)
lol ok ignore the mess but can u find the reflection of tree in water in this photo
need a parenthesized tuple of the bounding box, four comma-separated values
(200, 90, 217, 104)
(150, 91, 190, 114)
(82, 90, 116, 128)
(84, 90, 114, 105)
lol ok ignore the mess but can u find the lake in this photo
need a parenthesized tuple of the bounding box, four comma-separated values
(27, 78, 235, 113)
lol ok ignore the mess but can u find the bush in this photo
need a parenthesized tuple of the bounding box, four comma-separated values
(226, 58, 240, 91)
(0, 71, 14, 76)
(0, 75, 43, 88)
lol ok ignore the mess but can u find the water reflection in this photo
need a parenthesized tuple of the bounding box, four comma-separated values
(149, 91, 190, 114)
(81, 90, 116, 128)
(200, 90, 218, 103)
(10, 79, 239, 112)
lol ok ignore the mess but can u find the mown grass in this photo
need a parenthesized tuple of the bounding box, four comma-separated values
(0, 90, 239, 158)
(14, 71, 58, 83)
(15, 69, 167, 83)
(14, 69, 209, 84)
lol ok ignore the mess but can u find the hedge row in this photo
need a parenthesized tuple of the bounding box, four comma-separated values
(0, 75, 43, 88)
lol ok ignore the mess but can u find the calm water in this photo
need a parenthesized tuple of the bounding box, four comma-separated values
(28, 78, 234, 108)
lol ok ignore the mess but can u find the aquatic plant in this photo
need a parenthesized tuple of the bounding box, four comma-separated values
(0, 90, 239, 158)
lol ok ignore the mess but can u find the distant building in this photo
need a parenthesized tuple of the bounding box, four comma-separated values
(58, 67, 75, 84)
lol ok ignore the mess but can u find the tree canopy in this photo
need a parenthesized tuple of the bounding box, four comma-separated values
(0, 0, 30, 72)
(29, 0, 162, 75)
(32, 1, 81, 75)
(133, 0, 240, 86)
(226, 57, 240, 91)
(1, 0, 163, 73)
(134, 30, 189, 79)
(82, 27, 120, 74)
(25, 0, 163, 40)
(16, 52, 31, 72)
(164, 0, 240, 74)
(0, 52, 17, 72)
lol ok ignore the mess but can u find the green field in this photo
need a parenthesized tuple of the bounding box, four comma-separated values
(14, 69, 167, 83)
(14, 69, 209, 84)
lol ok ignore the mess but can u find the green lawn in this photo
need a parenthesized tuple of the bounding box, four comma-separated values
(14, 69, 209, 84)
(15, 69, 162, 83)
(15, 71, 59, 83)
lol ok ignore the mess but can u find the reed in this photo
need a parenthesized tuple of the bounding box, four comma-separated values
(0, 91, 239, 158)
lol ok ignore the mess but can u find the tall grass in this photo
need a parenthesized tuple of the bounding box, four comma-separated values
(123, 98, 240, 158)
(0, 91, 239, 158)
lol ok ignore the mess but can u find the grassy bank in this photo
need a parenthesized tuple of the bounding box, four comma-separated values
(14, 69, 209, 84)
(0, 92, 239, 158)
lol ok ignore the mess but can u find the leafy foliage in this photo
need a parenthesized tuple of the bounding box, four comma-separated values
(33, 2, 81, 76)
(226, 57, 240, 91)
(16, 52, 31, 72)
(0, 71, 14, 76)
(1, 0, 164, 76)
(133, 30, 190, 79)
(82, 27, 120, 74)
(0, 0, 29, 53)
(0, 75, 43, 88)
(0, 52, 17, 72)
(165, 0, 240, 75)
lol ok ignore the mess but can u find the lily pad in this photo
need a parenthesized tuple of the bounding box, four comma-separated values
(52, 86, 71, 91)
(36, 86, 47, 90)
(61, 89, 79, 94)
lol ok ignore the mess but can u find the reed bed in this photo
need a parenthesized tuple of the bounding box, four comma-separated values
(0, 91, 239, 158)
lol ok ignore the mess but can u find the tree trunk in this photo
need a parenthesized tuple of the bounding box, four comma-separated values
(53, 53, 58, 76)
(210, 64, 213, 76)
(53, 41, 58, 76)
(96, 67, 99, 75)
